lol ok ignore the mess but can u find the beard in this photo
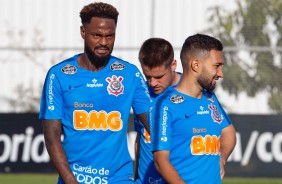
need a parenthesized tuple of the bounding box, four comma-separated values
(85, 44, 111, 69)
(198, 74, 216, 92)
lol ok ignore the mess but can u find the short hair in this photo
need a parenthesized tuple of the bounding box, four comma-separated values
(80, 2, 119, 25)
(180, 33, 223, 64)
(139, 38, 174, 69)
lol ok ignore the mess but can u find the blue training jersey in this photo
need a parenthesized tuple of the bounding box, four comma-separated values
(135, 73, 181, 184)
(39, 54, 151, 184)
(134, 86, 163, 184)
(150, 86, 232, 184)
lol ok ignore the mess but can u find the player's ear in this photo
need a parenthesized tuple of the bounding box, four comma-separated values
(171, 59, 177, 71)
(80, 26, 85, 39)
(191, 59, 200, 72)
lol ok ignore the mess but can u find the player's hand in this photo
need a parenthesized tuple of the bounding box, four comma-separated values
(220, 157, 226, 180)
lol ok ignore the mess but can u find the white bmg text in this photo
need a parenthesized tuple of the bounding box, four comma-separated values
(0, 127, 49, 163)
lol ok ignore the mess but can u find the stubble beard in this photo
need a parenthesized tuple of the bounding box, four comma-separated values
(198, 74, 216, 92)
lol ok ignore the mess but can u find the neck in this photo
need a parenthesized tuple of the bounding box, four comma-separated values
(172, 72, 181, 86)
(175, 74, 203, 99)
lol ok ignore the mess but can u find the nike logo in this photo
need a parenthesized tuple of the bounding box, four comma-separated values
(69, 84, 84, 90)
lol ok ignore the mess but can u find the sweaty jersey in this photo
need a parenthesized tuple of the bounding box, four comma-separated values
(134, 73, 181, 184)
(39, 54, 151, 184)
(150, 86, 232, 184)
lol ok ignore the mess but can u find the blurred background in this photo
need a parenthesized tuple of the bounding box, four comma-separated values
(0, 0, 281, 182)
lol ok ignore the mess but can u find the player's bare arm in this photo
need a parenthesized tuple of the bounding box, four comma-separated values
(42, 119, 78, 184)
(134, 133, 141, 180)
(135, 112, 149, 180)
(220, 124, 236, 179)
(154, 151, 185, 184)
(137, 112, 150, 133)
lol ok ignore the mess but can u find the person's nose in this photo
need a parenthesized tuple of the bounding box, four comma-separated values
(217, 67, 224, 78)
(99, 36, 108, 46)
(149, 78, 158, 87)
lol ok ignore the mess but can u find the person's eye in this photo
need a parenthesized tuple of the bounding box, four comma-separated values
(93, 34, 101, 38)
(106, 35, 114, 39)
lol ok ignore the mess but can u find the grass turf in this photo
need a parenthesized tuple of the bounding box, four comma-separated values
(0, 173, 57, 184)
(0, 174, 281, 184)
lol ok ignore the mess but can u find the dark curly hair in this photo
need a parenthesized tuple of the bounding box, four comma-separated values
(139, 38, 174, 69)
(80, 2, 119, 25)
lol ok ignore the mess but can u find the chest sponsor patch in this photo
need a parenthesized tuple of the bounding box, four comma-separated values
(170, 95, 184, 104)
(197, 106, 209, 115)
(106, 75, 124, 96)
(86, 78, 103, 88)
(191, 135, 220, 155)
(110, 61, 125, 70)
(73, 110, 122, 131)
(61, 64, 77, 74)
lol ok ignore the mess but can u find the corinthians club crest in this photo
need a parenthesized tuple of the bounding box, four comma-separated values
(208, 104, 223, 124)
(106, 75, 124, 96)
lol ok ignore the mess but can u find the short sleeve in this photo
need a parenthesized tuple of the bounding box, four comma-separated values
(131, 66, 152, 115)
(39, 69, 63, 120)
(150, 97, 172, 152)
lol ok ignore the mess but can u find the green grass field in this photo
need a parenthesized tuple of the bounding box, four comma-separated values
(0, 174, 281, 184)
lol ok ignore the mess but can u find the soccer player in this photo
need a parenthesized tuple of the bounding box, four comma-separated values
(39, 2, 151, 184)
(151, 34, 236, 183)
(134, 38, 181, 184)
